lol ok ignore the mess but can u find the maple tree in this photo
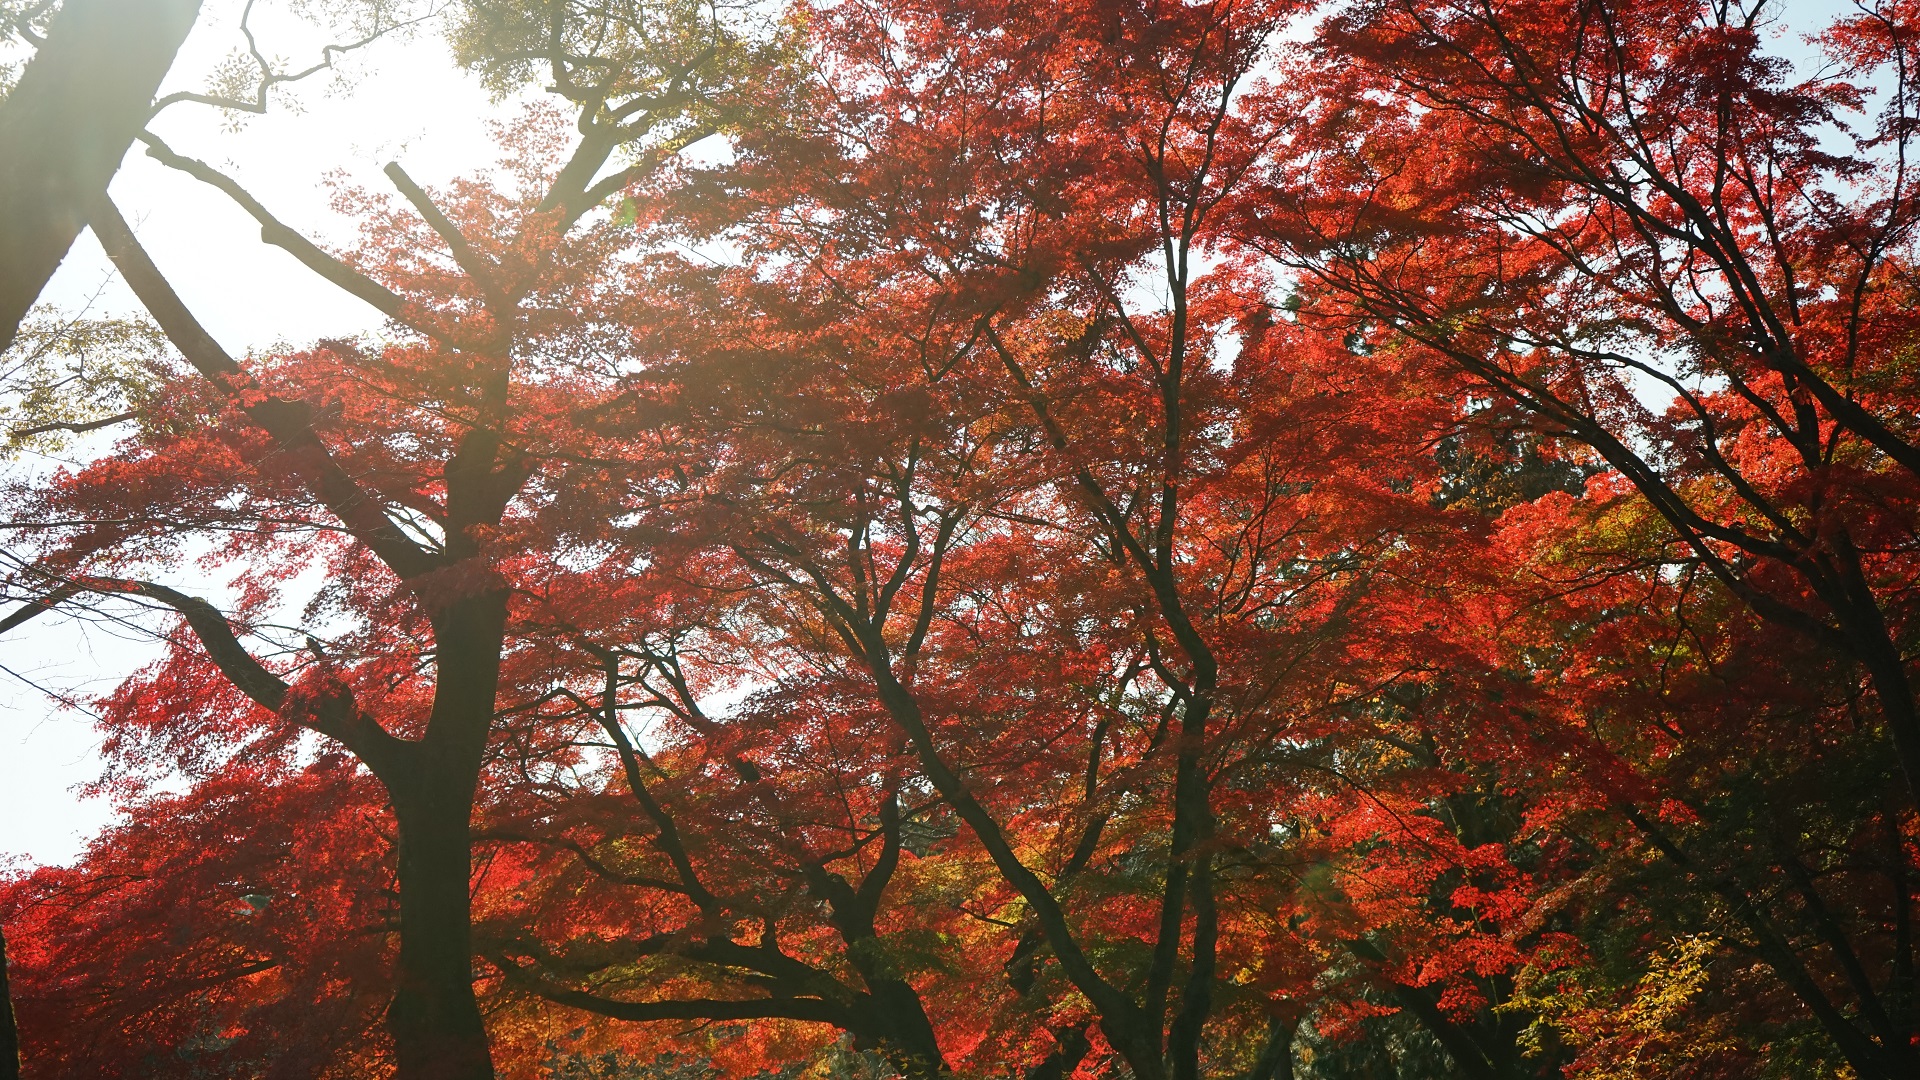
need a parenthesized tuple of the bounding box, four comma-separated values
(444, 3, 1585, 1076)
(1236, 1, 1920, 1076)
(4, 1, 1920, 1079)
(2, 2, 764, 1077)
(1251, 0, 1920, 805)
(540, 5, 1319, 1076)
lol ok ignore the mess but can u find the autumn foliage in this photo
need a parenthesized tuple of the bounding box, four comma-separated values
(5, 1, 1920, 1078)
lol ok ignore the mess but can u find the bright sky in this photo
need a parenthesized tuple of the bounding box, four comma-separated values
(0, 0, 1877, 869)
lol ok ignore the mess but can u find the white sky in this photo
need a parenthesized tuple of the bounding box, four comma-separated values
(0, 0, 1878, 868)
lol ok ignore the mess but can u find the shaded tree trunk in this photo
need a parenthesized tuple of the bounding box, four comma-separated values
(1249, 1018, 1295, 1080)
(387, 796, 493, 1080)
(385, 591, 510, 1080)
(0, 0, 202, 352)
(0, 925, 17, 1080)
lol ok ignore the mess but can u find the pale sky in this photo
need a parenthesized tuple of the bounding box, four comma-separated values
(0, 0, 1877, 868)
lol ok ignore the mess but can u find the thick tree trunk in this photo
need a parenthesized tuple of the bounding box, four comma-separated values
(386, 591, 509, 1080)
(859, 978, 946, 1078)
(0, 925, 18, 1080)
(388, 797, 492, 1080)
(0, 0, 202, 352)
(1847, 616, 1920, 823)
(1248, 1018, 1296, 1080)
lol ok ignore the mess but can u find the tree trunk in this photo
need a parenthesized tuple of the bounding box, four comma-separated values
(0, 0, 202, 351)
(860, 978, 947, 1078)
(1846, 613, 1920, 823)
(388, 796, 492, 1080)
(385, 591, 509, 1080)
(1248, 1018, 1296, 1080)
(0, 925, 18, 1080)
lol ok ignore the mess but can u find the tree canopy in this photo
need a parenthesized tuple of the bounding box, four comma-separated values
(5, 2, 1920, 1079)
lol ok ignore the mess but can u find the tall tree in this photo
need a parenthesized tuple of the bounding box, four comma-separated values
(1250, 0, 1920, 1075)
(1, 3, 759, 1075)
(541, 5, 1471, 1076)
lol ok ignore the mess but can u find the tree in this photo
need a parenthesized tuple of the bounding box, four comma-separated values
(530, 3, 1484, 1075)
(7, 2, 1920, 1078)
(1247, 0, 1920, 1075)
(1254, 0, 1920, 803)
(1, 2, 765, 1074)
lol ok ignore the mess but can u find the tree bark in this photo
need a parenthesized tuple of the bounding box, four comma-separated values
(0, 0, 202, 352)
(388, 795, 493, 1080)
(0, 925, 18, 1080)
(1248, 1018, 1296, 1080)
(385, 591, 509, 1080)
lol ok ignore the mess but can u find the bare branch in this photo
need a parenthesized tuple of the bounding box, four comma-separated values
(8, 409, 136, 440)
(135, 130, 410, 323)
(149, 0, 449, 120)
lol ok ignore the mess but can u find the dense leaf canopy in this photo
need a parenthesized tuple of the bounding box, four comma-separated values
(5, 2, 1920, 1079)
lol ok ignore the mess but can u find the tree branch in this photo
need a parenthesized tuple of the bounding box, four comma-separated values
(87, 195, 442, 582)
(134, 131, 411, 323)
(384, 161, 509, 313)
